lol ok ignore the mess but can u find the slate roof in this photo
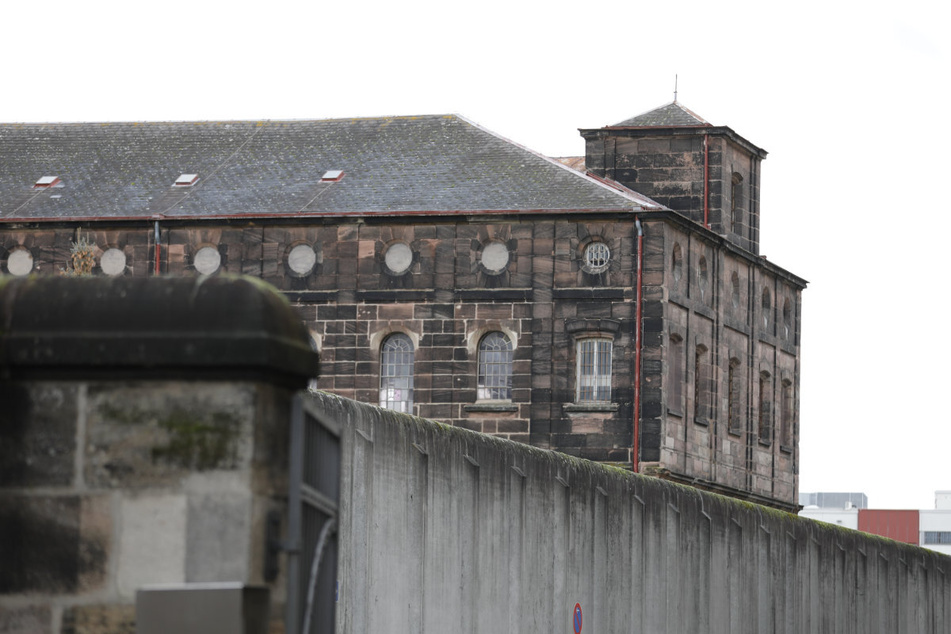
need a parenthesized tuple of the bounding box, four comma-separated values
(612, 102, 711, 128)
(0, 115, 662, 221)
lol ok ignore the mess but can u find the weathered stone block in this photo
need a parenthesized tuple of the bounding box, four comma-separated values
(0, 383, 77, 487)
(84, 383, 255, 489)
(61, 604, 135, 634)
(0, 494, 109, 594)
(184, 472, 253, 582)
(116, 493, 187, 599)
(0, 604, 51, 634)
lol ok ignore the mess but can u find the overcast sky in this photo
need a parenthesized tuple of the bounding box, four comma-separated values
(4, 0, 949, 509)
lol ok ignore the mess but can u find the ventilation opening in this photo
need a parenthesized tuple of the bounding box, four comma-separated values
(34, 176, 62, 189)
(321, 170, 344, 182)
(174, 174, 199, 187)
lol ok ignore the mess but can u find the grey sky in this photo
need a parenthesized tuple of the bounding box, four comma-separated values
(4, 0, 949, 509)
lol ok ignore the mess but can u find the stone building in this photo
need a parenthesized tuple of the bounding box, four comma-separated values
(0, 103, 805, 510)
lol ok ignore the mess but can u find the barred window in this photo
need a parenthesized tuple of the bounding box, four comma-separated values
(478, 332, 513, 401)
(583, 242, 611, 272)
(575, 338, 612, 403)
(380, 334, 414, 413)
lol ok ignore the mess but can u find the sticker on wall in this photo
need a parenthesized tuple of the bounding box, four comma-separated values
(573, 603, 583, 633)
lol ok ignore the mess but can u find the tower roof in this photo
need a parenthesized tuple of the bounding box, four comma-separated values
(611, 102, 711, 128)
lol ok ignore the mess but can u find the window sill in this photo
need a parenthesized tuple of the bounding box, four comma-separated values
(758, 439, 772, 448)
(564, 402, 619, 413)
(694, 418, 709, 427)
(727, 429, 743, 438)
(464, 402, 519, 413)
(779, 444, 793, 454)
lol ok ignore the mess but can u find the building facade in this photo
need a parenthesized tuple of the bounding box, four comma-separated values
(801, 491, 951, 555)
(0, 104, 805, 509)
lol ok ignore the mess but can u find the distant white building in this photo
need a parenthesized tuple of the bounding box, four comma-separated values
(919, 490, 951, 556)
(800, 491, 951, 555)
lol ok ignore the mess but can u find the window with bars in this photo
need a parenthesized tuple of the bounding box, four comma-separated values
(379, 333, 414, 413)
(575, 338, 612, 403)
(477, 332, 513, 401)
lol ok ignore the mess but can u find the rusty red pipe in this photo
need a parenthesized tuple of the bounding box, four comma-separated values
(633, 217, 644, 472)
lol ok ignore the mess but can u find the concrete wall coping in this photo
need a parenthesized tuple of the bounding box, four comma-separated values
(0, 274, 319, 386)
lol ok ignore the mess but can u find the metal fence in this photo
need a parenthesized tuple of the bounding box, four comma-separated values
(286, 394, 341, 634)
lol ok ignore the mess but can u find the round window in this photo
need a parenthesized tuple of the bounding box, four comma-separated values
(481, 241, 509, 273)
(7, 247, 34, 276)
(287, 244, 317, 276)
(584, 242, 611, 272)
(194, 246, 221, 275)
(384, 242, 413, 275)
(100, 248, 127, 276)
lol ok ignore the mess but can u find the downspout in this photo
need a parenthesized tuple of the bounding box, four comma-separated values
(703, 134, 710, 229)
(633, 216, 644, 472)
(153, 220, 161, 276)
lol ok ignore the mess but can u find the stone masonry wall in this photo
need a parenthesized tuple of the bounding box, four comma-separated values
(0, 380, 291, 634)
(639, 219, 802, 509)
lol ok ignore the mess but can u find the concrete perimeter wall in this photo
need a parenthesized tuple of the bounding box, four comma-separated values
(310, 391, 951, 634)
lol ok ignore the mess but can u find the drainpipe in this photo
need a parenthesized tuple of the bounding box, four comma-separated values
(703, 134, 710, 229)
(633, 217, 644, 472)
(153, 220, 161, 275)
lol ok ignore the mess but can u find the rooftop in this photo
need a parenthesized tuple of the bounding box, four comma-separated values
(611, 101, 711, 128)
(0, 115, 662, 221)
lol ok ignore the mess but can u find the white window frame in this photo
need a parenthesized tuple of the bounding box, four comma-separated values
(379, 333, 414, 413)
(575, 338, 612, 403)
(477, 331, 513, 401)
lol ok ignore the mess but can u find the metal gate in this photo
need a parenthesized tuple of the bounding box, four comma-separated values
(285, 394, 341, 634)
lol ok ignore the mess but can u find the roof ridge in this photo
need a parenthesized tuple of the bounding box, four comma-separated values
(0, 114, 458, 127)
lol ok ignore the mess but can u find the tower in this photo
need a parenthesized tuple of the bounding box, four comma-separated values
(581, 101, 766, 254)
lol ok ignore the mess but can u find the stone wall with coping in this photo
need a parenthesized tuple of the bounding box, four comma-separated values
(0, 276, 318, 634)
(316, 389, 951, 633)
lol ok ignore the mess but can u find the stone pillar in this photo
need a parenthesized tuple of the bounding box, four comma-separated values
(0, 275, 318, 634)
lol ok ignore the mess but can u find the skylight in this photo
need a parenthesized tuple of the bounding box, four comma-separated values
(174, 174, 199, 187)
(321, 170, 344, 182)
(34, 176, 62, 189)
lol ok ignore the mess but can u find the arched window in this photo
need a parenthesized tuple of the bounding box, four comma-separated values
(694, 344, 710, 424)
(667, 333, 684, 413)
(781, 379, 793, 448)
(731, 171, 744, 233)
(380, 334, 414, 413)
(477, 332, 513, 401)
(728, 357, 743, 434)
(758, 371, 772, 442)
